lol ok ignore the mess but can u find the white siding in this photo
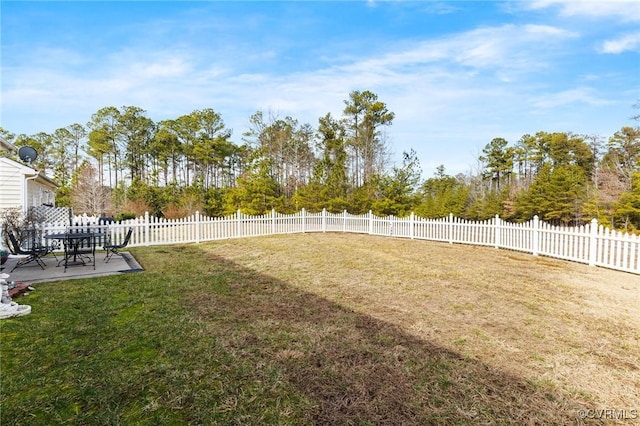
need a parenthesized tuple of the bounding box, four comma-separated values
(0, 160, 24, 210)
(0, 157, 57, 212)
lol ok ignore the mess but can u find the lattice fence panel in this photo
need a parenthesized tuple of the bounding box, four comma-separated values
(31, 206, 72, 225)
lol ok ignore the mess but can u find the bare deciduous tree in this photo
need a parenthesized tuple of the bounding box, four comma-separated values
(71, 163, 113, 215)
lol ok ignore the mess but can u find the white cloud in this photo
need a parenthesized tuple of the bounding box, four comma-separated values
(528, 0, 640, 22)
(599, 32, 640, 53)
(337, 24, 576, 76)
(523, 24, 574, 37)
(415, 2, 461, 16)
(0, 11, 631, 176)
(529, 87, 613, 109)
(1, 21, 578, 151)
(134, 58, 191, 79)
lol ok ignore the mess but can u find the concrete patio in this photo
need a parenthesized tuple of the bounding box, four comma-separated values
(0, 251, 143, 284)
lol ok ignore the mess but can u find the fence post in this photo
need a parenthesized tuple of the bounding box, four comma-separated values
(588, 218, 598, 267)
(343, 210, 347, 233)
(532, 215, 539, 256)
(302, 208, 307, 233)
(237, 209, 242, 238)
(271, 208, 276, 235)
(448, 213, 454, 244)
(195, 211, 200, 244)
(144, 211, 150, 246)
(322, 208, 327, 233)
(410, 212, 415, 239)
(369, 210, 373, 235)
(494, 214, 500, 249)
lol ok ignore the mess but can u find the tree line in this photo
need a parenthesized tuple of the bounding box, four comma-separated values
(1, 91, 639, 230)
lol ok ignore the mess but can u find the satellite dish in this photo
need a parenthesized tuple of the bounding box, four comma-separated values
(18, 146, 38, 165)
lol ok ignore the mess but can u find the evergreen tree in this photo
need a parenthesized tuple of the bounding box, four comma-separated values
(51, 127, 74, 186)
(87, 106, 122, 188)
(86, 128, 113, 187)
(295, 113, 349, 212)
(224, 159, 284, 215)
(516, 164, 588, 225)
(119, 106, 156, 184)
(613, 171, 640, 231)
(479, 137, 514, 192)
(372, 149, 421, 216)
(67, 123, 87, 174)
(149, 122, 183, 186)
(415, 166, 469, 218)
(343, 90, 394, 187)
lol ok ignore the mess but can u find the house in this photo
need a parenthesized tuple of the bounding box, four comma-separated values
(0, 136, 59, 213)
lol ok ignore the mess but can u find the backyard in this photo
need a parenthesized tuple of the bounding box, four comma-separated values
(1, 233, 638, 424)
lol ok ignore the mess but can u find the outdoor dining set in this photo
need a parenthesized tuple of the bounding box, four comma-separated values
(3, 220, 133, 273)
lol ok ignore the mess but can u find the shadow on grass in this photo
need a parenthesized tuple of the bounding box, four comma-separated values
(1, 245, 596, 425)
(183, 252, 589, 425)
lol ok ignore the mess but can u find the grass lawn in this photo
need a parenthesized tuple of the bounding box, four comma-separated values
(1, 233, 638, 425)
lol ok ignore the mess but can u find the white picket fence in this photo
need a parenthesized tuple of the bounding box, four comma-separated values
(39, 209, 640, 275)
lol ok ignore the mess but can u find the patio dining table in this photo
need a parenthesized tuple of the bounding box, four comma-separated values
(45, 231, 104, 272)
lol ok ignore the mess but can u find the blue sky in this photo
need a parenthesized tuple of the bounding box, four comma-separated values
(1, 1, 639, 177)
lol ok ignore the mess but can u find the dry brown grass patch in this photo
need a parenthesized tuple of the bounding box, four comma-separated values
(198, 232, 639, 415)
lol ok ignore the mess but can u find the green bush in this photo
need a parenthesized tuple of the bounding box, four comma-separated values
(114, 212, 137, 222)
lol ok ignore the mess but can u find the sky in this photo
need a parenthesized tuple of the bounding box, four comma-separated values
(1, 0, 639, 178)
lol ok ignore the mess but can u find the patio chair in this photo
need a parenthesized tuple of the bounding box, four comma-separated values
(104, 227, 133, 263)
(7, 229, 49, 272)
(43, 237, 60, 261)
(96, 217, 114, 248)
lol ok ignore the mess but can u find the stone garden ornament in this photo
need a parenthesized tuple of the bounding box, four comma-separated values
(0, 273, 31, 319)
